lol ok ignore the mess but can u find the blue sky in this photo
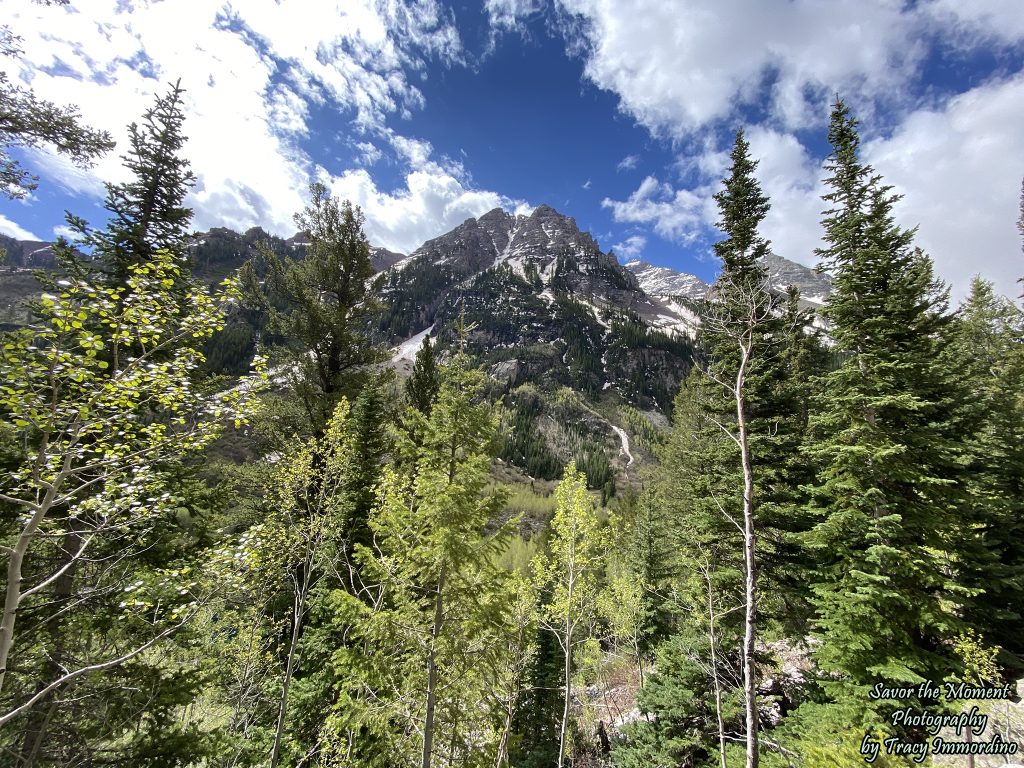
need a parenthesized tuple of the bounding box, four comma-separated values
(2, 0, 1023, 298)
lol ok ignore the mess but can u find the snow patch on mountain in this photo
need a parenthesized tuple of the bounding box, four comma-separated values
(392, 324, 435, 363)
(624, 260, 709, 300)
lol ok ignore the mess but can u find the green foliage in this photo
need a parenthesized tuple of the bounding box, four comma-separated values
(378, 258, 464, 339)
(45, 80, 196, 301)
(0, 249, 264, 763)
(499, 387, 564, 481)
(804, 99, 968, 719)
(310, 349, 517, 765)
(243, 183, 386, 435)
(533, 462, 605, 766)
(613, 631, 742, 768)
(946, 277, 1024, 670)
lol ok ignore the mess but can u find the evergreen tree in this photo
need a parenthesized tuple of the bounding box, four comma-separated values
(91, 80, 194, 277)
(947, 278, 1024, 671)
(243, 183, 385, 435)
(407, 332, 440, 415)
(803, 99, 966, 722)
(51, 80, 195, 297)
(713, 130, 770, 280)
(641, 132, 821, 767)
(343, 376, 395, 566)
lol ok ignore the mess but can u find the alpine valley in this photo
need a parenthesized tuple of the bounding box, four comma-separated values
(1, 204, 827, 492)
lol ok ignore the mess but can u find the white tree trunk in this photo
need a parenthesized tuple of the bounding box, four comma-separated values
(735, 343, 758, 768)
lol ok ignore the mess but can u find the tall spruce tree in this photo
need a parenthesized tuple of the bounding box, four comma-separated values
(704, 131, 820, 626)
(636, 132, 820, 768)
(243, 183, 385, 435)
(804, 99, 966, 722)
(703, 129, 779, 768)
(56, 80, 195, 292)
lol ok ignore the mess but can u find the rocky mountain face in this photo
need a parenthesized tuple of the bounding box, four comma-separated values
(377, 204, 696, 412)
(1, 205, 829, 489)
(762, 252, 832, 305)
(624, 259, 710, 300)
(625, 251, 832, 308)
(373, 203, 699, 489)
(0, 234, 57, 269)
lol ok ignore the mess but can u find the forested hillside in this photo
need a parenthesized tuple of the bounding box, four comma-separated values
(2, 79, 1024, 768)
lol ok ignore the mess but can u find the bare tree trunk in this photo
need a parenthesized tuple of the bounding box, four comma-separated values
(735, 344, 758, 768)
(421, 565, 446, 768)
(495, 704, 513, 768)
(0, 480, 59, 697)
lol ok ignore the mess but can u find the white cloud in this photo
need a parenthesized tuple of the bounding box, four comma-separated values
(355, 142, 383, 166)
(612, 234, 646, 259)
(3, 0, 475, 239)
(616, 153, 639, 171)
(602, 175, 711, 245)
(486, 0, 543, 31)
(924, 0, 1024, 47)
(744, 126, 826, 268)
(742, 78, 1024, 300)
(552, 0, 942, 135)
(0, 214, 40, 241)
(605, 77, 1024, 301)
(863, 75, 1024, 301)
(539, 1, 1024, 299)
(326, 167, 529, 254)
(52, 224, 78, 241)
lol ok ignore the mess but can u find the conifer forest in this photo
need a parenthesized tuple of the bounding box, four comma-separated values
(2, 5, 1024, 768)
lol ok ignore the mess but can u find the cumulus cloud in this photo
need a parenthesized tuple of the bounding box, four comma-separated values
(52, 224, 78, 241)
(924, 0, 1024, 47)
(326, 166, 529, 254)
(602, 176, 712, 245)
(863, 75, 1024, 301)
(744, 126, 827, 267)
(550, 0, 945, 136)
(744, 79, 1024, 300)
(2, 0, 506, 246)
(0, 214, 40, 241)
(604, 75, 1024, 300)
(526, 0, 1024, 299)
